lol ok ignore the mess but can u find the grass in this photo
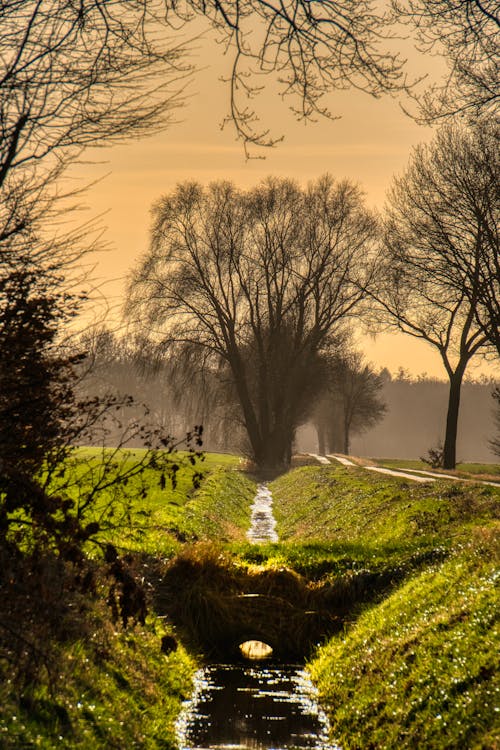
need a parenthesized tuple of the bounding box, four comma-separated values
(64, 450, 246, 556)
(270, 464, 499, 553)
(4, 453, 499, 748)
(181, 468, 256, 542)
(1, 451, 244, 749)
(309, 527, 500, 749)
(267, 463, 500, 749)
(0, 614, 196, 749)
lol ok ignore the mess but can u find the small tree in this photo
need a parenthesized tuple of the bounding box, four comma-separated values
(375, 121, 497, 469)
(0, 258, 202, 558)
(312, 351, 386, 455)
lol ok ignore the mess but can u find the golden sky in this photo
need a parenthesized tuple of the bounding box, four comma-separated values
(73, 29, 498, 381)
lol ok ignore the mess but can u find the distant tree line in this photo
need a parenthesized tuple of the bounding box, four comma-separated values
(329, 372, 500, 464)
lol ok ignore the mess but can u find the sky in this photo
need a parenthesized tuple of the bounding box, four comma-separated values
(72, 23, 498, 381)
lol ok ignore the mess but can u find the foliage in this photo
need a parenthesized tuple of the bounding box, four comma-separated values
(420, 443, 444, 469)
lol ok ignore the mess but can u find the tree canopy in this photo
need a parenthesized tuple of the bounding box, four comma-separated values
(127, 176, 378, 470)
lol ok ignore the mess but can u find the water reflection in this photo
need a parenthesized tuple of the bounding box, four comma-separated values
(176, 663, 339, 750)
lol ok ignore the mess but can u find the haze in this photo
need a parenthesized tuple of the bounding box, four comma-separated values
(73, 28, 498, 380)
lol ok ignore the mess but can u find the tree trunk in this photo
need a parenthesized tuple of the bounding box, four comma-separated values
(316, 421, 326, 455)
(443, 370, 464, 469)
(343, 431, 350, 455)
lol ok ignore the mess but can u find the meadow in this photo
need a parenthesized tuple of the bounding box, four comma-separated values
(2, 450, 499, 748)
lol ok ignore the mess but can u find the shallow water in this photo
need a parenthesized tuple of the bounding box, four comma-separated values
(246, 484, 278, 543)
(176, 486, 339, 750)
(176, 663, 339, 750)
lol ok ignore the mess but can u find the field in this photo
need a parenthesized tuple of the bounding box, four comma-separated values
(2, 451, 499, 749)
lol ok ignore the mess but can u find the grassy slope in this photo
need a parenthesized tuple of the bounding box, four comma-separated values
(1, 452, 250, 749)
(72, 450, 245, 556)
(1, 618, 195, 750)
(270, 464, 500, 750)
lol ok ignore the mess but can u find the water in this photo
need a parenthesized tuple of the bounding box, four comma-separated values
(176, 663, 339, 750)
(246, 484, 278, 543)
(175, 486, 339, 750)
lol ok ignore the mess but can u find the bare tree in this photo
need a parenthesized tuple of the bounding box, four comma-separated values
(127, 176, 378, 471)
(162, 1, 407, 152)
(395, 0, 499, 121)
(375, 120, 498, 469)
(312, 350, 386, 455)
(0, 1, 191, 271)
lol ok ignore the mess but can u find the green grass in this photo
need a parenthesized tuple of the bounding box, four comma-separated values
(181, 468, 256, 542)
(1, 451, 246, 749)
(270, 464, 500, 553)
(268, 464, 500, 749)
(309, 526, 500, 749)
(5, 454, 499, 748)
(1, 614, 196, 749)
(62, 450, 245, 556)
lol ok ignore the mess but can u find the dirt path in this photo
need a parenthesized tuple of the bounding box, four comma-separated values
(310, 453, 499, 487)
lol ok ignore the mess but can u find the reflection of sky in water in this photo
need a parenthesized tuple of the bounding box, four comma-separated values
(247, 485, 278, 543)
(176, 664, 340, 750)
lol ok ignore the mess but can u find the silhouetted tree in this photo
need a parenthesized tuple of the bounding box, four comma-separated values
(127, 176, 378, 471)
(313, 351, 386, 455)
(375, 121, 497, 469)
(395, 0, 499, 121)
(0, 260, 198, 557)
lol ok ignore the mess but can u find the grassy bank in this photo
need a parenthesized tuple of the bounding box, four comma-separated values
(4, 454, 499, 748)
(1, 615, 195, 750)
(1, 451, 248, 749)
(269, 464, 500, 749)
(310, 528, 499, 749)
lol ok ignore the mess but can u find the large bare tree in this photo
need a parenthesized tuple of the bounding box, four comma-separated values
(127, 176, 378, 470)
(375, 120, 498, 469)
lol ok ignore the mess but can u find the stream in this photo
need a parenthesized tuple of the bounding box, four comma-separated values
(176, 484, 339, 750)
